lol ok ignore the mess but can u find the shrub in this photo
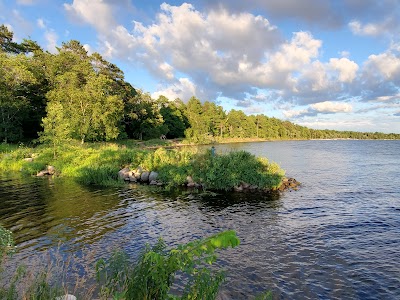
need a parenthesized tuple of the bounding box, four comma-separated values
(190, 150, 285, 191)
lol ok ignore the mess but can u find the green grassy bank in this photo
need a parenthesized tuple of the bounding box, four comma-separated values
(0, 141, 285, 191)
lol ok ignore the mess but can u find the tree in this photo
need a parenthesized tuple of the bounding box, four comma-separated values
(184, 96, 209, 142)
(202, 101, 226, 138)
(123, 90, 165, 140)
(158, 96, 187, 138)
(0, 25, 23, 53)
(44, 72, 124, 143)
(39, 101, 70, 158)
(0, 53, 36, 142)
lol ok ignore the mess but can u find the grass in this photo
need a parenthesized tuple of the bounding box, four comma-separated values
(0, 141, 285, 190)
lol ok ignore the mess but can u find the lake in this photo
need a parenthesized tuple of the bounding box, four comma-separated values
(1, 140, 399, 299)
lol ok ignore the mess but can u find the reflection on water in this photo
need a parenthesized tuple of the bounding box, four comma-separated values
(1, 140, 400, 299)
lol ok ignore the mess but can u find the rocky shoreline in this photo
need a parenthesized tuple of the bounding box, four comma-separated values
(34, 164, 300, 192)
(116, 165, 300, 193)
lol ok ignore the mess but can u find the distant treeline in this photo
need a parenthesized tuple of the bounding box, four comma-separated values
(1, 24, 399, 145)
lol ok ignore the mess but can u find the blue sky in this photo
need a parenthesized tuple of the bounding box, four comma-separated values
(1, 0, 400, 133)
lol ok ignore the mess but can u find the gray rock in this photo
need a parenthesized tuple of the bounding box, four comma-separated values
(149, 180, 158, 185)
(186, 176, 194, 183)
(234, 185, 243, 192)
(187, 182, 196, 188)
(134, 166, 143, 180)
(118, 167, 130, 179)
(241, 182, 250, 189)
(129, 175, 137, 182)
(141, 171, 150, 182)
(47, 165, 56, 175)
(55, 294, 77, 300)
(37, 170, 47, 177)
(149, 171, 159, 182)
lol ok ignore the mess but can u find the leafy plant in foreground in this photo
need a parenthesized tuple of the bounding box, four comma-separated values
(96, 230, 240, 300)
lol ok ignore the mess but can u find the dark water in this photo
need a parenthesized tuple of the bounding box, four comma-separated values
(1, 140, 399, 299)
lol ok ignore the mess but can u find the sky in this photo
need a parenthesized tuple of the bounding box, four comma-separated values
(1, 0, 400, 133)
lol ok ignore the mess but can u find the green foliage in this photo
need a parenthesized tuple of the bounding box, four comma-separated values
(0, 225, 15, 256)
(96, 230, 240, 300)
(0, 52, 38, 143)
(189, 150, 285, 191)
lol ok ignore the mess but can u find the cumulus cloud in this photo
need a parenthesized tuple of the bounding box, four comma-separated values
(151, 78, 202, 102)
(64, 0, 117, 31)
(95, 3, 331, 100)
(44, 29, 58, 53)
(348, 17, 400, 38)
(311, 101, 352, 113)
(284, 101, 352, 118)
(203, 0, 340, 27)
(358, 43, 400, 102)
(36, 17, 58, 52)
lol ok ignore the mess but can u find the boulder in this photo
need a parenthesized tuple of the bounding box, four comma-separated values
(134, 166, 143, 180)
(55, 294, 77, 300)
(234, 185, 243, 192)
(187, 182, 196, 188)
(241, 182, 250, 189)
(118, 167, 130, 180)
(37, 170, 47, 177)
(128, 175, 137, 182)
(141, 171, 150, 182)
(149, 171, 159, 182)
(47, 165, 56, 175)
(149, 180, 158, 185)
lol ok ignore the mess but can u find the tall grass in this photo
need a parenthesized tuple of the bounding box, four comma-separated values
(0, 142, 285, 190)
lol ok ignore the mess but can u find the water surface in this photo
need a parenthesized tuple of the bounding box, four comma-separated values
(1, 140, 399, 299)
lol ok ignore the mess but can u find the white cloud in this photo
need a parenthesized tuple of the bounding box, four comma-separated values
(64, 0, 116, 31)
(349, 20, 380, 36)
(37, 18, 45, 29)
(311, 101, 352, 113)
(44, 29, 58, 53)
(151, 78, 199, 102)
(348, 17, 400, 39)
(283, 101, 353, 119)
(365, 52, 400, 80)
(329, 57, 358, 82)
(83, 43, 92, 55)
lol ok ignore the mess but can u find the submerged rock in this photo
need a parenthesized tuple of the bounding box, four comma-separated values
(278, 177, 300, 191)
